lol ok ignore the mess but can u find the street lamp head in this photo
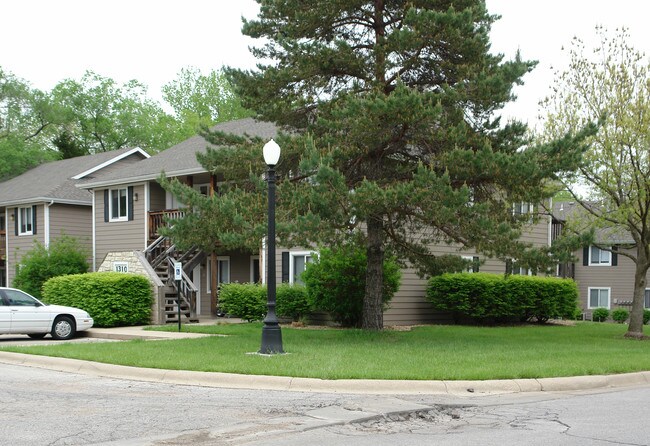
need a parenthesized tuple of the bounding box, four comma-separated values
(263, 139, 281, 166)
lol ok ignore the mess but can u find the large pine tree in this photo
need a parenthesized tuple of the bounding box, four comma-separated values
(168, 1, 591, 329)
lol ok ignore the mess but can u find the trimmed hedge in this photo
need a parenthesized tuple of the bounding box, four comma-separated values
(426, 273, 578, 324)
(218, 283, 267, 322)
(42, 272, 153, 327)
(218, 283, 309, 322)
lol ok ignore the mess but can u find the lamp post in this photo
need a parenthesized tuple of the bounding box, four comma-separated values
(260, 139, 284, 354)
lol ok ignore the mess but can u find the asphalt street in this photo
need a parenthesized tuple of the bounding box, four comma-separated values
(3, 363, 650, 446)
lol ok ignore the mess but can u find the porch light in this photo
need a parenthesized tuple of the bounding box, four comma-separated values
(260, 139, 284, 354)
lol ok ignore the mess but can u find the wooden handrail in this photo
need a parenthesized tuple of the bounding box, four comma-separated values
(148, 209, 185, 238)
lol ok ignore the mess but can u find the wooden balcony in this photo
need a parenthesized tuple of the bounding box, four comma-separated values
(148, 210, 185, 239)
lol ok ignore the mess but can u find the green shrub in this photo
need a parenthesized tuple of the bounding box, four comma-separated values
(42, 272, 152, 327)
(276, 284, 310, 321)
(611, 308, 629, 324)
(13, 236, 89, 298)
(592, 307, 609, 322)
(426, 273, 578, 324)
(219, 283, 267, 322)
(644, 309, 650, 325)
(302, 244, 401, 327)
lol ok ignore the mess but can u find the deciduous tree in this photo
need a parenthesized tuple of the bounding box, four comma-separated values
(542, 27, 650, 338)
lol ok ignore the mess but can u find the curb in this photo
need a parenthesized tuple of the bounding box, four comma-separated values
(1, 350, 649, 395)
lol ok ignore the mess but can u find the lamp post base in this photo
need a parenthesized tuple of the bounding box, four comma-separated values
(260, 322, 284, 354)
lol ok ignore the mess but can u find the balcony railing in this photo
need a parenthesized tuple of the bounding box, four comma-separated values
(148, 210, 185, 239)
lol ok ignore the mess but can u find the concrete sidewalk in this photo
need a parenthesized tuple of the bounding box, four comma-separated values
(1, 323, 650, 396)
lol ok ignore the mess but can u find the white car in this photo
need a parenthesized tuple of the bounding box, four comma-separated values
(0, 287, 94, 340)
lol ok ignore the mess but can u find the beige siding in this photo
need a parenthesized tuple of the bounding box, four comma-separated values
(149, 182, 166, 212)
(48, 204, 93, 267)
(7, 205, 45, 285)
(94, 185, 147, 268)
(574, 247, 650, 311)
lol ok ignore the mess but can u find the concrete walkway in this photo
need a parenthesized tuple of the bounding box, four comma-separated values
(1, 323, 649, 396)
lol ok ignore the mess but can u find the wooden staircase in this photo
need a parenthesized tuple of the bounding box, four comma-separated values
(144, 235, 203, 324)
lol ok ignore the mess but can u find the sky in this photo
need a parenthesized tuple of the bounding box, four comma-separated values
(2, 0, 649, 129)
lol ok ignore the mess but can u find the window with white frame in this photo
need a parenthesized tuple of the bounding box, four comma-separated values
(109, 188, 128, 221)
(645, 289, 650, 309)
(513, 202, 533, 216)
(589, 246, 611, 266)
(206, 256, 231, 292)
(17, 207, 33, 235)
(588, 287, 610, 309)
(218, 257, 230, 284)
(290, 251, 314, 284)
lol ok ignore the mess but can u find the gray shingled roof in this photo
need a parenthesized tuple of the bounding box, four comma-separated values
(79, 118, 279, 188)
(553, 201, 634, 244)
(0, 147, 146, 206)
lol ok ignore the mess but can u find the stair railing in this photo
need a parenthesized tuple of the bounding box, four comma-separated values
(166, 256, 198, 321)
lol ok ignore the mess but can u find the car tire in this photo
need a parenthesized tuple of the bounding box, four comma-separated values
(51, 316, 76, 340)
(27, 333, 47, 339)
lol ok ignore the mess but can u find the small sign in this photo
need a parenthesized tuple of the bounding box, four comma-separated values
(113, 262, 129, 273)
(174, 262, 182, 280)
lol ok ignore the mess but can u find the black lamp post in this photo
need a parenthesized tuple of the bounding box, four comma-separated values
(260, 139, 284, 354)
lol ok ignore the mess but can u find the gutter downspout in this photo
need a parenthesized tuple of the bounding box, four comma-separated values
(44, 200, 54, 248)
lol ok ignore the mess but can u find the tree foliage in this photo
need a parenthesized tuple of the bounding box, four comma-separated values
(49, 71, 183, 155)
(0, 66, 250, 179)
(0, 68, 58, 179)
(164, 1, 592, 329)
(162, 67, 251, 135)
(542, 27, 650, 338)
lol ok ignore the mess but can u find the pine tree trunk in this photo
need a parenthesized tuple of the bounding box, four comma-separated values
(363, 215, 384, 330)
(626, 251, 649, 339)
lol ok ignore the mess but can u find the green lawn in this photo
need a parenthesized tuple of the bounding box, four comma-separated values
(3, 322, 650, 380)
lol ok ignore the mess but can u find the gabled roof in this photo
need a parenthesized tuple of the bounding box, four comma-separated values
(78, 118, 278, 189)
(0, 147, 149, 206)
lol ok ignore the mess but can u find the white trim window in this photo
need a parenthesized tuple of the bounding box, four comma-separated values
(17, 207, 33, 235)
(109, 188, 128, 221)
(513, 202, 533, 216)
(207, 256, 231, 292)
(588, 287, 611, 309)
(218, 257, 231, 284)
(645, 289, 650, 309)
(290, 251, 314, 284)
(589, 246, 611, 266)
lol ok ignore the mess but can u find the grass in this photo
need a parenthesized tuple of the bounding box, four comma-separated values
(3, 322, 650, 380)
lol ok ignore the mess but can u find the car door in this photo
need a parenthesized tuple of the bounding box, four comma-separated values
(0, 291, 11, 333)
(4, 289, 52, 333)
